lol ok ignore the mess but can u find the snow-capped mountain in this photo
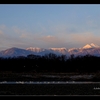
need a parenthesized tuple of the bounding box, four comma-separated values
(0, 47, 37, 57)
(68, 48, 79, 55)
(0, 43, 100, 57)
(49, 48, 68, 55)
(83, 43, 99, 49)
(69, 43, 100, 56)
(26, 47, 45, 52)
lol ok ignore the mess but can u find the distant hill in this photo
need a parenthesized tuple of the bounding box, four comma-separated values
(0, 43, 100, 57)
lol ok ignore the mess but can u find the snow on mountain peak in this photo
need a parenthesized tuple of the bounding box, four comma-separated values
(26, 47, 45, 52)
(83, 44, 92, 49)
(90, 43, 99, 47)
(48, 47, 68, 55)
(0, 43, 100, 58)
(26, 47, 41, 50)
(83, 43, 99, 49)
(49, 47, 67, 51)
(68, 48, 78, 52)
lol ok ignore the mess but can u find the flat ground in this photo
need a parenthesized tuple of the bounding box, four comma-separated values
(0, 83, 100, 95)
(0, 72, 100, 96)
(0, 72, 98, 81)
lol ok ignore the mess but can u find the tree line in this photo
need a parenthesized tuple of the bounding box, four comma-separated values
(0, 53, 100, 73)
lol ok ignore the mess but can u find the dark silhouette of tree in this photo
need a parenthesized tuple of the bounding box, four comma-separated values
(0, 53, 100, 73)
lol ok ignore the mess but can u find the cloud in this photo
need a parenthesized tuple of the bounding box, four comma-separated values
(0, 25, 6, 30)
(12, 26, 22, 34)
(18, 27, 100, 48)
(20, 33, 29, 38)
(0, 30, 3, 34)
(0, 25, 34, 49)
(40, 35, 57, 42)
(38, 35, 69, 48)
(0, 25, 6, 35)
(0, 24, 100, 50)
(39, 32, 100, 48)
(62, 32, 100, 47)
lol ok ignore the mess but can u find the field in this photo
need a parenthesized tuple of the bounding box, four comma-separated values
(0, 83, 100, 95)
(0, 72, 100, 96)
(0, 72, 99, 82)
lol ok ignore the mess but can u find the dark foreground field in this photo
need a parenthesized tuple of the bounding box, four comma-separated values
(0, 72, 100, 96)
(0, 72, 99, 82)
(0, 83, 100, 95)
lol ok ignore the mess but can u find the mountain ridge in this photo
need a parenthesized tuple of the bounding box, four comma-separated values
(0, 43, 100, 57)
(83, 43, 99, 49)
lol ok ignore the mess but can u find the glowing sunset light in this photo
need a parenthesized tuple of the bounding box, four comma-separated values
(0, 4, 100, 50)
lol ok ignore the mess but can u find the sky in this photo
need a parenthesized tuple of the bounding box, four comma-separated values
(0, 4, 100, 50)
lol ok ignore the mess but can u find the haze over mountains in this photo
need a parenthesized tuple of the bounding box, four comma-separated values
(0, 43, 100, 58)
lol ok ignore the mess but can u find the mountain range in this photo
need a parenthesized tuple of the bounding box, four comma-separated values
(0, 43, 100, 58)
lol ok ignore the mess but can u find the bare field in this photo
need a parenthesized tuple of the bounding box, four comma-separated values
(0, 72, 100, 95)
(0, 72, 99, 82)
(0, 83, 100, 95)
